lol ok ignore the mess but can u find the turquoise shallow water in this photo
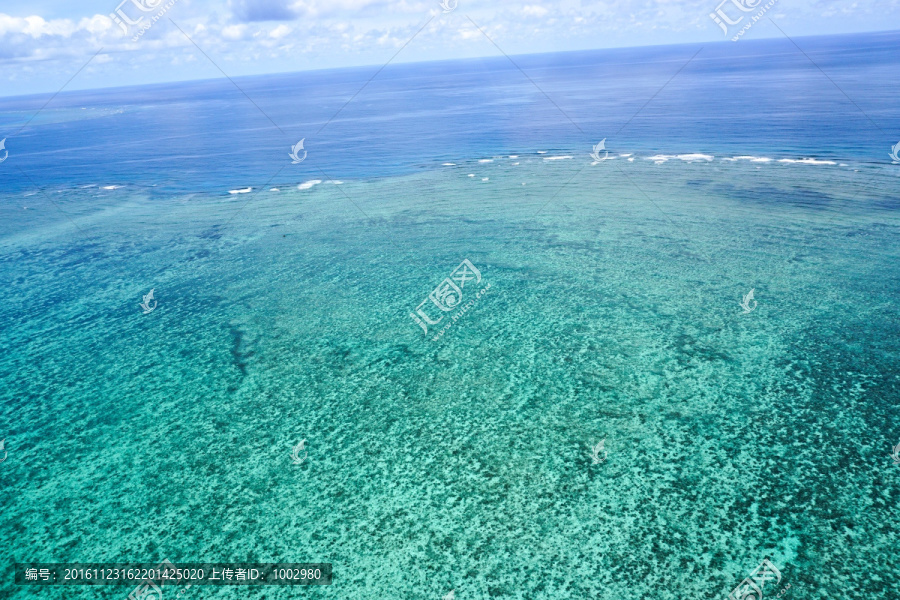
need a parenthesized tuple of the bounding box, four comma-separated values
(2, 154, 900, 598)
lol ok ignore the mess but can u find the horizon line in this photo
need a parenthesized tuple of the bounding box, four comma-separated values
(1, 27, 898, 102)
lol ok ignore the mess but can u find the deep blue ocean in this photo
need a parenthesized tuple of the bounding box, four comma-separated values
(1, 30, 899, 197)
(1, 29, 900, 600)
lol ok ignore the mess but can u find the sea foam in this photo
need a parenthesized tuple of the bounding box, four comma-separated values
(723, 156, 773, 163)
(647, 154, 714, 163)
(778, 158, 837, 165)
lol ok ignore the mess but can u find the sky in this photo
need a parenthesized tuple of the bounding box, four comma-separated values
(0, 0, 899, 97)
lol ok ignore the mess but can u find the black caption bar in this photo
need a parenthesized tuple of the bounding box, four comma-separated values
(15, 563, 332, 585)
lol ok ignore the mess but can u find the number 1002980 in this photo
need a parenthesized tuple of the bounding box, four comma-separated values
(272, 568, 322, 580)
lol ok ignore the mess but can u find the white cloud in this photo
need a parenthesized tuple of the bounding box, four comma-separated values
(79, 15, 115, 35)
(269, 24, 292, 38)
(522, 5, 550, 17)
(1, 0, 899, 96)
(0, 14, 77, 38)
(222, 24, 249, 39)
